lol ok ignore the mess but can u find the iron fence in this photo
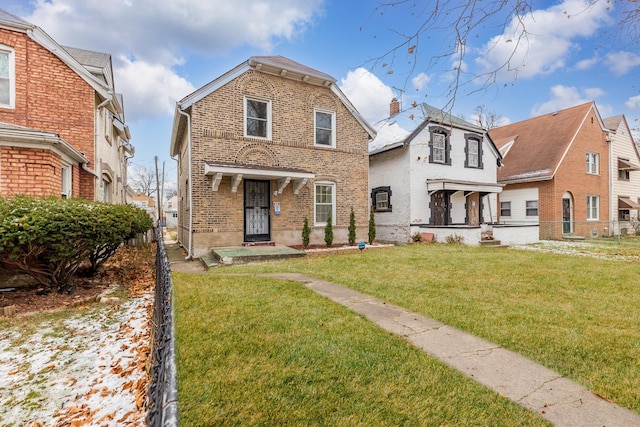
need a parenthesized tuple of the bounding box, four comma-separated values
(146, 227, 179, 426)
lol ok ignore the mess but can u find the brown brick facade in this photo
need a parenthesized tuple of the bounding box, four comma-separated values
(179, 69, 371, 255)
(0, 29, 96, 199)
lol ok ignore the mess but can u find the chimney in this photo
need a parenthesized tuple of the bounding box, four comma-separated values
(390, 98, 400, 116)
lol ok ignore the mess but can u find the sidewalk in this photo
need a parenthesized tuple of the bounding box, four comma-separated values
(260, 273, 640, 427)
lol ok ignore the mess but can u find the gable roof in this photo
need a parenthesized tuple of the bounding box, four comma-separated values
(170, 55, 376, 157)
(0, 8, 115, 106)
(488, 102, 605, 183)
(369, 103, 501, 160)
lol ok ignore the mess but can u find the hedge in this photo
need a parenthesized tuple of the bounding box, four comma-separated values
(0, 196, 153, 292)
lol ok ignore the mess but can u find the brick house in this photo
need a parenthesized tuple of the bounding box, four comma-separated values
(369, 100, 508, 245)
(604, 114, 640, 232)
(489, 102, 610, 239)
(169, 56, 375, 258)
(0, 9, 132, 202)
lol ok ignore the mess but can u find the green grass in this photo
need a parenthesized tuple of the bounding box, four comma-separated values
(174, 273, 550, 426)
(183, 242, 640, 418)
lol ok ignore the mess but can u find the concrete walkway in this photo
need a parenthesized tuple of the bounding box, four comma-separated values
(259, 273, 640, 427)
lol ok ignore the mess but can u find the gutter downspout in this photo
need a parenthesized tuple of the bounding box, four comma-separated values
(177, 107, 193, 260)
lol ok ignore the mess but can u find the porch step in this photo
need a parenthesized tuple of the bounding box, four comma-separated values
(478, 239, 509, 248)
(241, 241, 276, 247)
(210, 245, 305, 266)
(563, 235, 586, 241)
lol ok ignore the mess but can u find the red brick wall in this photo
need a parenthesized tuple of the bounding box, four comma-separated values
(0, 29, 96, 199)
(0, 146, 61, 197)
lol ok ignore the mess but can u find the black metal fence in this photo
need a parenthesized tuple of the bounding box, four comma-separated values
(146, 227, 179, 426)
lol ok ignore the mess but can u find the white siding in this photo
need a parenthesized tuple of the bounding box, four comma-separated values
(610, 118, 640, 221)
(499, 187, 539, 224)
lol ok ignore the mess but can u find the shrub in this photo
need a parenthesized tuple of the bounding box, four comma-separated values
(368, 208, 376, 244)
(348, 207, 356, 245)
(301, 217, 311, 248)
(0, 196, 152, 292)
(324, 215, 333, 247)
(445, 234, 465, 244)
(412, 232, 423, 243)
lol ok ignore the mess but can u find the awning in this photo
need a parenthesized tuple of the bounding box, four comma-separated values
(204, 162, 315, 194)
(618, 158, 640, 171)
(618, 197, 640, 209)
(426, 179, 503, 194)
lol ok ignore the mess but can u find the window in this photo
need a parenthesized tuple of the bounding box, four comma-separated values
(587, 195, 599, 220)
(619, 168, 630, 180)
(315, 110, 335, 147)
(0, 46, 15, 108)
(371, 186, 392, 212)
(500, 201, 511, 217)
(314, 182, 336, 225)
(586, 152, 599, 175)
(61, 164, 72, 199)
(172, 213, 178, 218)
(464, 134, 483, 168)
(429, 127, 451, 165)
(102, 176, 112, 202)
(245, 97, 271, 139)
(525, 200, 538, 216)
(619, 209, 630, 221)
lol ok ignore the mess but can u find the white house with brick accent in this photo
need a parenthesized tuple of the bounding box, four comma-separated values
(604, 114, 640, 233)
(0, 9, 132, 202)
(170, 56, 375, 258)
(369, 100, 506, 245)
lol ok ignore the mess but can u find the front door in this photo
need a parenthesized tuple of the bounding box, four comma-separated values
(430, 191, 450, 225)
(244, 180, 270, 242)
(562, 197, 572, 234)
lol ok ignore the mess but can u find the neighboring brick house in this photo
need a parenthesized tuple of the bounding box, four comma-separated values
(0, 9, 133, 202)
(170, 56, 375, 257)
(369, 100, 511, 245)
(489, 102, 610, 239)
(604, 114, 640, 232)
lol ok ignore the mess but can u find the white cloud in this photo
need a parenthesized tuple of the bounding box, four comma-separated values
(412, 72, 431, 92)
(605, 51, 640, 76)
(19, 0, 326, 121)
(575, 56, 599, 71)
(340, 67, 395, 124)
(531, 85, 594, 116)
(626, 95, 640, 111)
(475, 0, 612, 81)
(115, 57, 195, 122)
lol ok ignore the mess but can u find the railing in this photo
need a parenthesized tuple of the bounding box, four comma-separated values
(538, 220, 638, 241)
(146, 227, 179, 426)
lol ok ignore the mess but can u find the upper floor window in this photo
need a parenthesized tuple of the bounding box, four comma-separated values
(464, 134, 483, 168)
(315, 110, 336, 147)
(619, 168, 630, 180)
(586, 152, 599, 175)
(0, 46, 15, 108)
(429, 127, 451, 165)
(371, 186, 392, 212)
(587, 195, 599, 220)
(245, 97, 271, 139)
(314, 182, 336, 226)
(500, 201, 511, 217)
(102, 175, 112, 202)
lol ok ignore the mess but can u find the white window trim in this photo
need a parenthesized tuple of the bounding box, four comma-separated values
(586, 152, 599, 175)
(61, 163, 72, 199)
(314, 109, 336, 148)
(525, 200, 538, 217)
(244, 96, 272, 140)
(587, 195, 599, 221)
(0, 45, 16, 109)
(314, 181, 336, 226)
(500, 201, 511, 217)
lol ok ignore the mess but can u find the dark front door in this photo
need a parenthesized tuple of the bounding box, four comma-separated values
(562, 197, 572, 234)
(430, 191, 450, 225)
(244, 180, 270, 242)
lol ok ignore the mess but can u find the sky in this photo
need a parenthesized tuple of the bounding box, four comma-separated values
(6, 0, 640, 192)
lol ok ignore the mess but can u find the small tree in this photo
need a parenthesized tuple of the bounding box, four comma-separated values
(324, 215, 333, 247)
(368, 208, 376, 245)
(302, 217, 311, 248)
(348, 207, 356, 245)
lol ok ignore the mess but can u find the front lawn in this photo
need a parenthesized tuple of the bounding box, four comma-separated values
(174, 241, 640, 424)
